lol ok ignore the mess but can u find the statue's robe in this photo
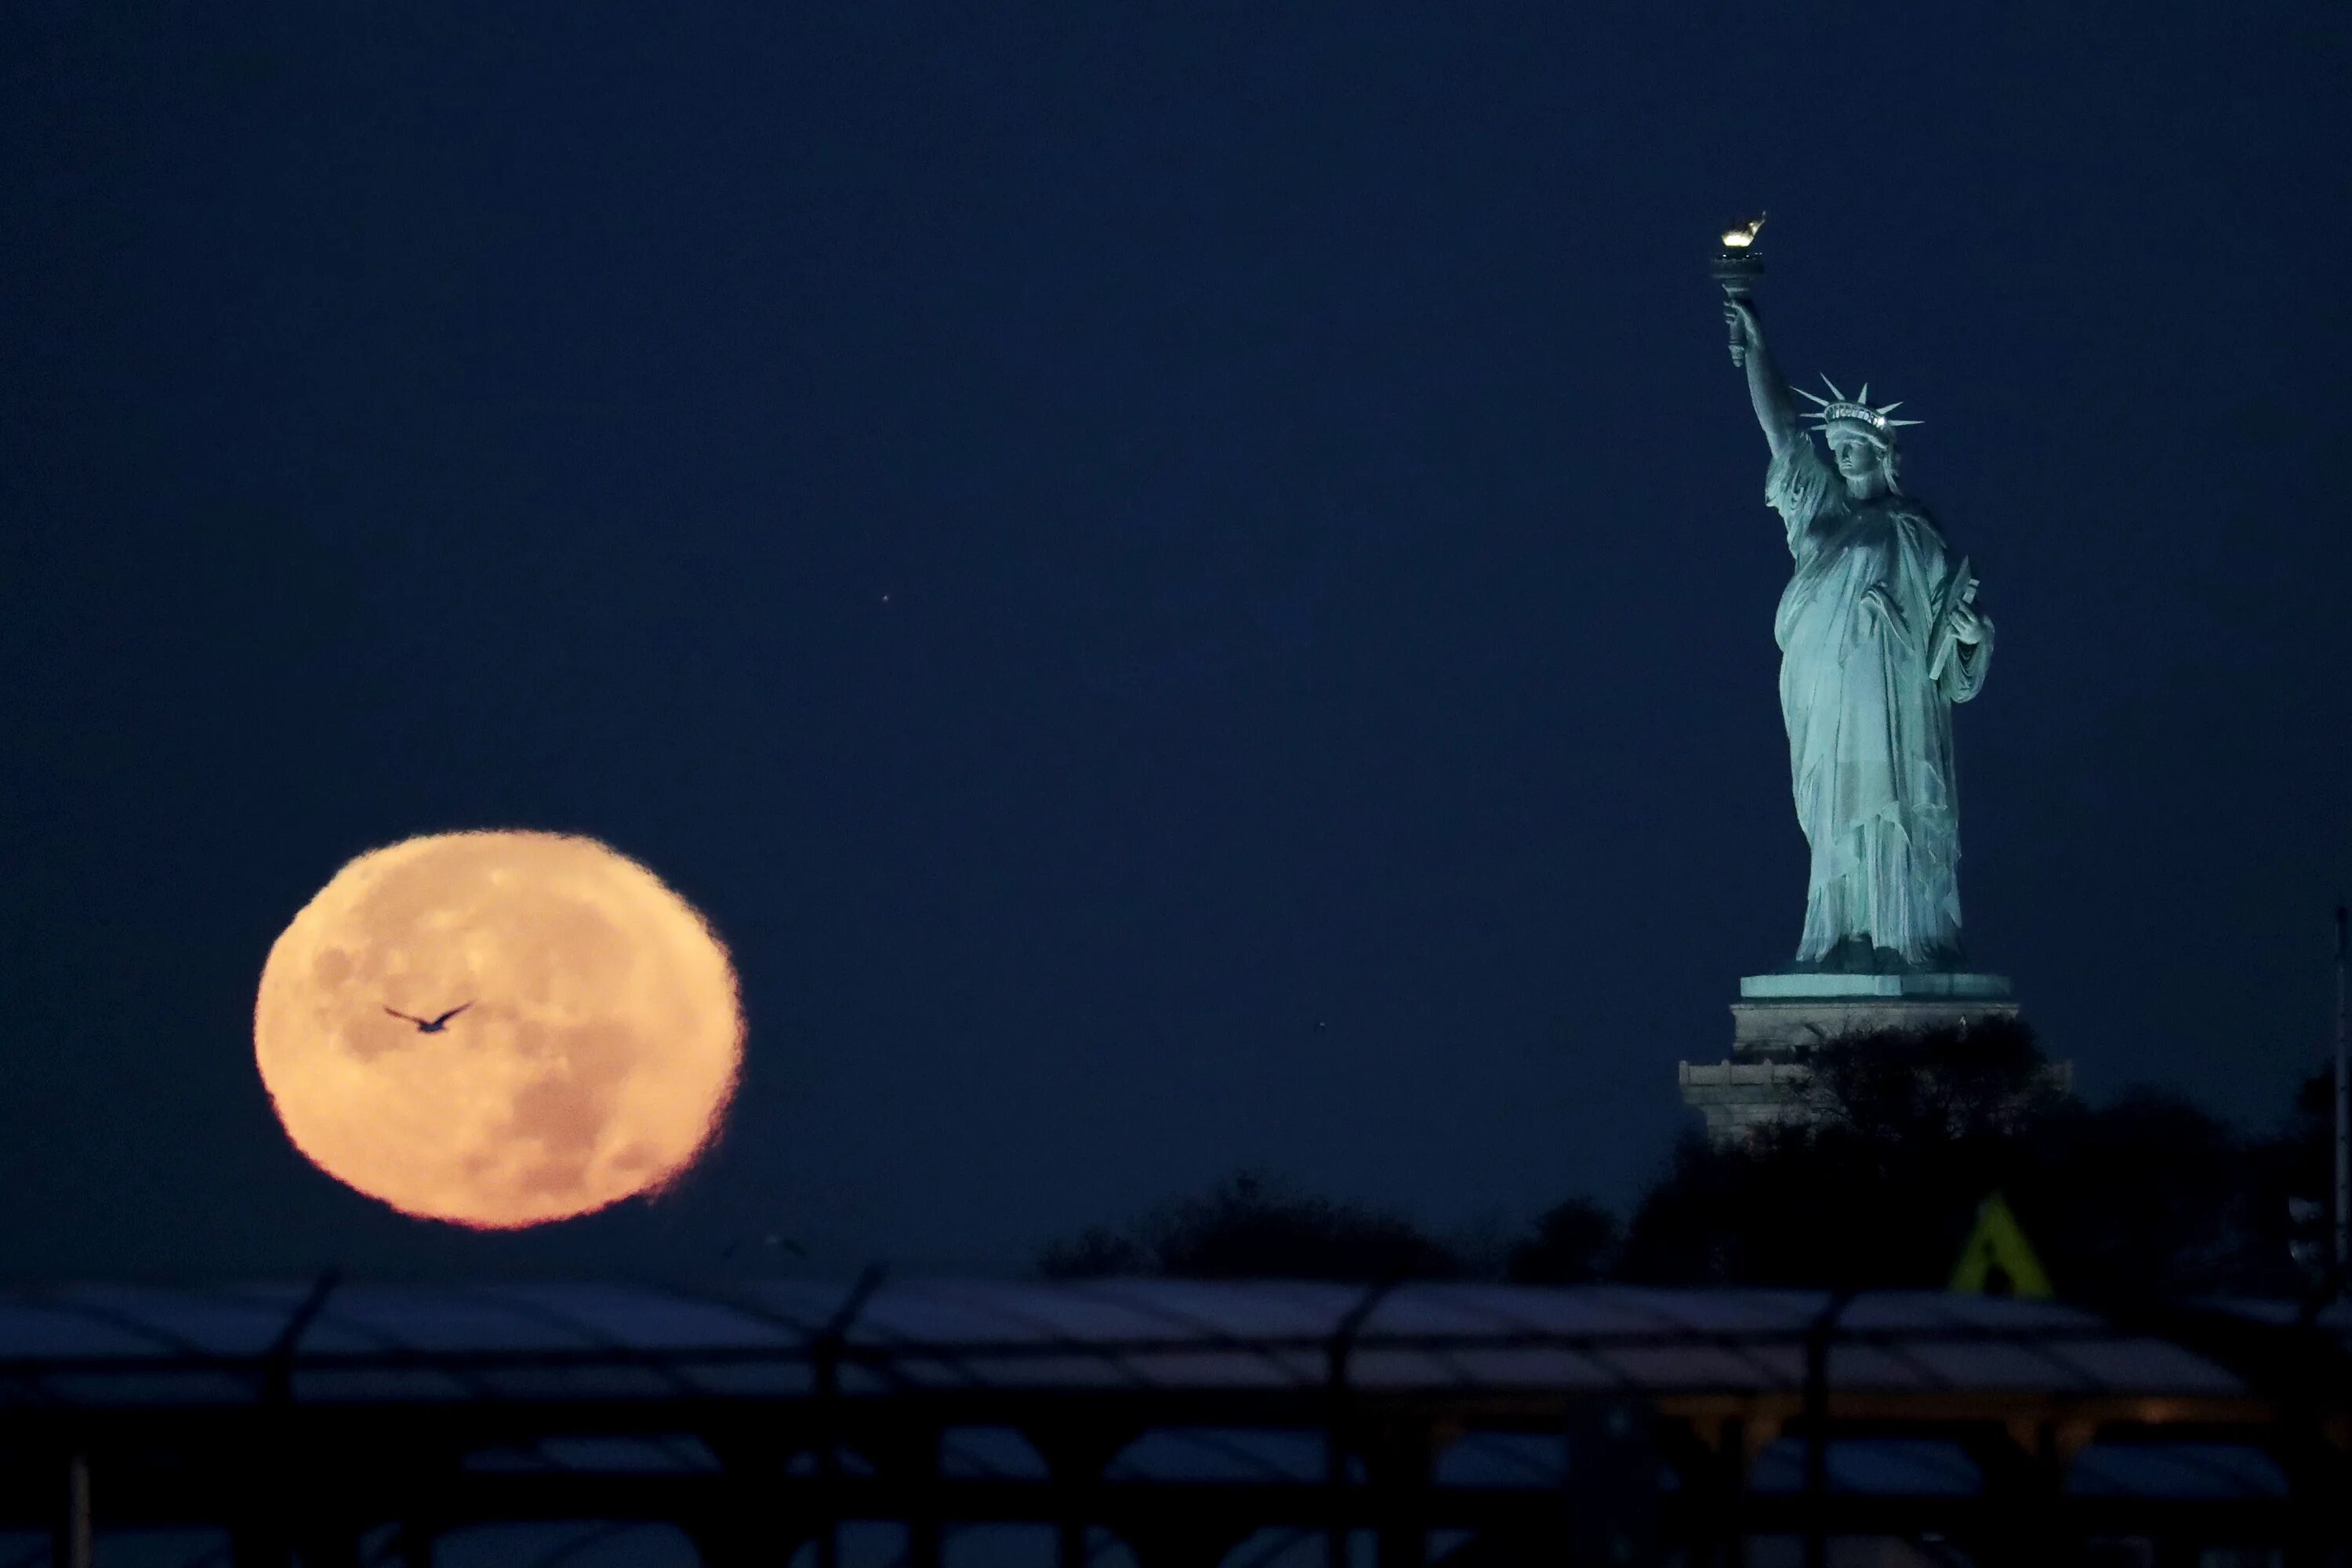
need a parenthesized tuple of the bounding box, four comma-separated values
(1766, 437, 1992, 970)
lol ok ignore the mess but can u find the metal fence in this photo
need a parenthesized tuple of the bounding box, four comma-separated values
(0, 1276, 2343, 1566)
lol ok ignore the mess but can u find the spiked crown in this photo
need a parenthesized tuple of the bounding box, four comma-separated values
(1796, 376, 1922, 445)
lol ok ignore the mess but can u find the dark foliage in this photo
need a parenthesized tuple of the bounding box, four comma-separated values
(1505, 1198, 1621, 1283)
(1617, 1020, 2317, 1302)
(1038, 1025, 2334, 1306)
(1037, 1170, 1466, 1283)
(1798, 1017, 2067, 1142)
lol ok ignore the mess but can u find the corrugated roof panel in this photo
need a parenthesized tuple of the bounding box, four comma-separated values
(1224, 1527, 1326, 1568)
(0, 1302, 179, 1361)
(467, 1284, 804, 1353)
(838, 1364, 896, 1396)
(939, 1426, 1050, 1480)
(217, 1286, 387, 1356)
(461, 1439, 716, 1474)
(290, 1368, 483, 1402)
(1412, 1287, 1688, 1338)
(434, 1521, 700, 1568)
(1821, 1342, 1935, 1392)
(311, 1287, 600, 1353)
(34, 1370, 258, 1406)
(1597, 1342, 1782, 1390)
(664, 1360, 813, 1398)
(2066, 1443, 2288, 1498)
(1122, 1348, 1315, 1388)
(849, 1287, 1064, 1349)
(1750, 1439, 1980, 1495)
(1354, 1290, 1530, 1338)
(880, 1356, 985, 1389)
(1739, 1343, 1807, 1385)
(1610, 1288, 1825, 1336)
(1439, 1345, 1620, 1391)
(938, 1353, 1129, 1390)
(1261, 1348, 1331, 1383)
(2042, 1337, 2245, 1396)
(782, 1446, 877, 1479)
(1896, 1338, 2096, 1392)
(1435, 1430, 1567, 1488)
(1840, 1293, 2101, 1334)
(1344, 1347, 1472, 1390)
(1080, 1280, 1361, 1341)
(474, 1365, 691, 1402)
(466, 1436, 720, 1474)
(871, 1280, 1186, 1346)
(0, 1283, 2323, 1417)
(51, 1287, 298, 1357)
(723, 1282, 866, 1334)
(998, 1281, 1263, 1343)
(1107, 1428, 1340, 1484)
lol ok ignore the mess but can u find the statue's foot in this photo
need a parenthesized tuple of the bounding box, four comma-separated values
(1788, 938, 1966, 975)
(1788, 937, 1877, 975)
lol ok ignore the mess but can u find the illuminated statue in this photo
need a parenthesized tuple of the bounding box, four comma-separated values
(1722, 292, 1993, 973)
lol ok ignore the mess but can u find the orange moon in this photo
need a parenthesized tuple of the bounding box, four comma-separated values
(254, 830, 743, 1229)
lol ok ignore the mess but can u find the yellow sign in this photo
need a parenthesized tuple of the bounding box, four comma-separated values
(1948, 1192, 2053, 1299)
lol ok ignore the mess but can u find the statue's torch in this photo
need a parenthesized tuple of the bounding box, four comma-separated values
(1711, 213, 1766, 366)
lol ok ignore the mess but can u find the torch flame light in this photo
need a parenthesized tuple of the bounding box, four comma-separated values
(1713, 213, 1768, 368)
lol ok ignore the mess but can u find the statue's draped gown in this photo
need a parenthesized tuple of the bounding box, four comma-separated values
(1766, 437, 1992, 969)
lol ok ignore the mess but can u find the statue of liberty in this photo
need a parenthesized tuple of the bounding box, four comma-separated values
(1722, 292, 1994, 974)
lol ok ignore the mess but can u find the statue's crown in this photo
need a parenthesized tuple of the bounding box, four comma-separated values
(1797, 376, 1922, 441)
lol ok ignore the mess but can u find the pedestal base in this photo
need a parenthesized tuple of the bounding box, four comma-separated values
(1732, 971, 2016, 1056)
(1679, 971, 2025, 1142)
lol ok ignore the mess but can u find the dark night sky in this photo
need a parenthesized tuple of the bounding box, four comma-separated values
(4, 4, 2348, 1283)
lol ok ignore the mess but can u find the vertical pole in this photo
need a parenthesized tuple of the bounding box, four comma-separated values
(2333, 902, 2347, 1283)
(1801, 1293, 1851, 1568)
(815, 1337, 841, 1568)
(1802, 1330, 1828, 1568)
(1327, 1282, 1399, 1568)
(58, 1450, 92, 1568)
(1720, 1419, 1751, 1568)
(817, 1267, 887, 1568)
(906, 1428, 943, 1568)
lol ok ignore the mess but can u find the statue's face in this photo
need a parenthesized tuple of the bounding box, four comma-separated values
(1829, 434, 1886, 492)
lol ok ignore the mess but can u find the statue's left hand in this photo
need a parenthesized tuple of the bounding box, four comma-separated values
(1944, 601, 1987, 645)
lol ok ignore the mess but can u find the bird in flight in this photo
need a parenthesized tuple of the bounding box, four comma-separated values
(383, 1002, 474, 1033)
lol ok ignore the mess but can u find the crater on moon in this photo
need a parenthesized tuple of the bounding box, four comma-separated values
(253, 829, 743, 1229)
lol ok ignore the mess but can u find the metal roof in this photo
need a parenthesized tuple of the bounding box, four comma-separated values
(0, 1279, 2265, 1410)
(0, 1280, 2343, 1560)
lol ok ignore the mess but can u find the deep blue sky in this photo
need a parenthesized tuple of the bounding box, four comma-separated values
(5, 4, 2348, 1281)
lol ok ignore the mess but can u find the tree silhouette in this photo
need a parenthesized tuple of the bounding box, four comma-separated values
(1039, 1170, 1465, 1283)
(1617, 1019, 2289, 1301)
(1035, 1024, 2323, 1305)
(1505, 1198, 1621, 1284)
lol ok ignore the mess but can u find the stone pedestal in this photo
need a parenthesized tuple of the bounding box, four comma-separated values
(1679, 971, 2022, 1141)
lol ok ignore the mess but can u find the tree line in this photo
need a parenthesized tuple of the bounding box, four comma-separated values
(1038, 1021, 2340, 1307)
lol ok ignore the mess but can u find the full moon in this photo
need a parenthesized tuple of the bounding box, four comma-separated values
(255, 830, 743, 1229)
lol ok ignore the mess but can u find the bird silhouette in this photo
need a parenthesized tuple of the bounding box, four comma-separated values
(383, 1002, 474, 1033)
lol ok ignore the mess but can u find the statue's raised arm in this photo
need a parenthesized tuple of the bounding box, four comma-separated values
(1725, 296, 1802, 462)
(1712, 237, 1989, 978)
